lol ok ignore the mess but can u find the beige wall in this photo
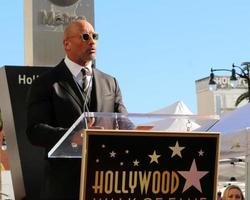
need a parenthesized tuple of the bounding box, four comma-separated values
(196, 89, 215, 115)
(196, 76, 248, 116)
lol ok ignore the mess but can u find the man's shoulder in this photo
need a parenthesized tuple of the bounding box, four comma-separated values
(33, 60, 66, 85)
(94, 68, 115, 80)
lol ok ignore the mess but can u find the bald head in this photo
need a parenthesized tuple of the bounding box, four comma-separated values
(64, 19, 90, 39)
(63, 19, 97, 66)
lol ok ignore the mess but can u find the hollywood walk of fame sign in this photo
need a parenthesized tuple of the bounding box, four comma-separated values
(80, 130, 219, 200)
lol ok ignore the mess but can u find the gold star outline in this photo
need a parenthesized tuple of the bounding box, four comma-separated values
(148, 150, 161, 164)
(169, 141, 185, 158)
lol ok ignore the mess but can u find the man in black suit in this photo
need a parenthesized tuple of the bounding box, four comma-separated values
(26, 19, 129, 200)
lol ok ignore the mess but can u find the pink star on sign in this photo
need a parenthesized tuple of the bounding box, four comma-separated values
(178, 159, 209, 193)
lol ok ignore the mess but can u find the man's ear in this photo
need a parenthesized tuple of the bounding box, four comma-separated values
(64, 40, 71, 51)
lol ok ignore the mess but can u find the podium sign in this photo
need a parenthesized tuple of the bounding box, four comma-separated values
(80, 130, 219, 200)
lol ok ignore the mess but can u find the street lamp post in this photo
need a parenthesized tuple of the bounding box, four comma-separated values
(209, 62, 250, 103)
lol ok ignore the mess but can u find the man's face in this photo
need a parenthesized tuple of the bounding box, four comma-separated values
(64, 21, 97, 65)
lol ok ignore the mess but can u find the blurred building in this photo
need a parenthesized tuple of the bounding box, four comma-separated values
(195, 76, 248, 116)
(24, 0, 94, 66)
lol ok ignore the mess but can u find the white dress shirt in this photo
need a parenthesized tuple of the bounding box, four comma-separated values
(64, 56, 93, 90)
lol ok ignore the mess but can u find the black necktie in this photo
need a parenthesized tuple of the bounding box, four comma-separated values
(81, 68, 92, 104)
(81, 68, 89, 93)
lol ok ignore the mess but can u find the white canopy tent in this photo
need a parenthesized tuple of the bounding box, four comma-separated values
(148, 101, 201, 131)
(220, 128, 250, 159)
(151, 100, 194, 115)
(203, 103, 250, 133)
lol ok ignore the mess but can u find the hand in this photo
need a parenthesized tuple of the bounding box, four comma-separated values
(87, 117, 95, 128)
(71, 117, 104, 145)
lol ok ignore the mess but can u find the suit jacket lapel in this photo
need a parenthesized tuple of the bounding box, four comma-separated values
(55, 61, 85, 109)
(58, 81, 84, 107)
(92, 69, 104, 111)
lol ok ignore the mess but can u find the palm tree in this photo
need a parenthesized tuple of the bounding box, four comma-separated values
(235, 63, 250, 107)
(235, 91, 249, 107)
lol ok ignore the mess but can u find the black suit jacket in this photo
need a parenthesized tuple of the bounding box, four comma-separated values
(26, 60, 127, 199)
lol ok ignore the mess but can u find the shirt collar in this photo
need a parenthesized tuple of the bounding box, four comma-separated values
(64, 56, 93, 78)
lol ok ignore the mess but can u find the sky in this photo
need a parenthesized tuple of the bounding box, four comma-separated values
(1, 1, 250, 114)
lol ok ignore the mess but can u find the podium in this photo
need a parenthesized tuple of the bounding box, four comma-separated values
(48, 112, 220, 199)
